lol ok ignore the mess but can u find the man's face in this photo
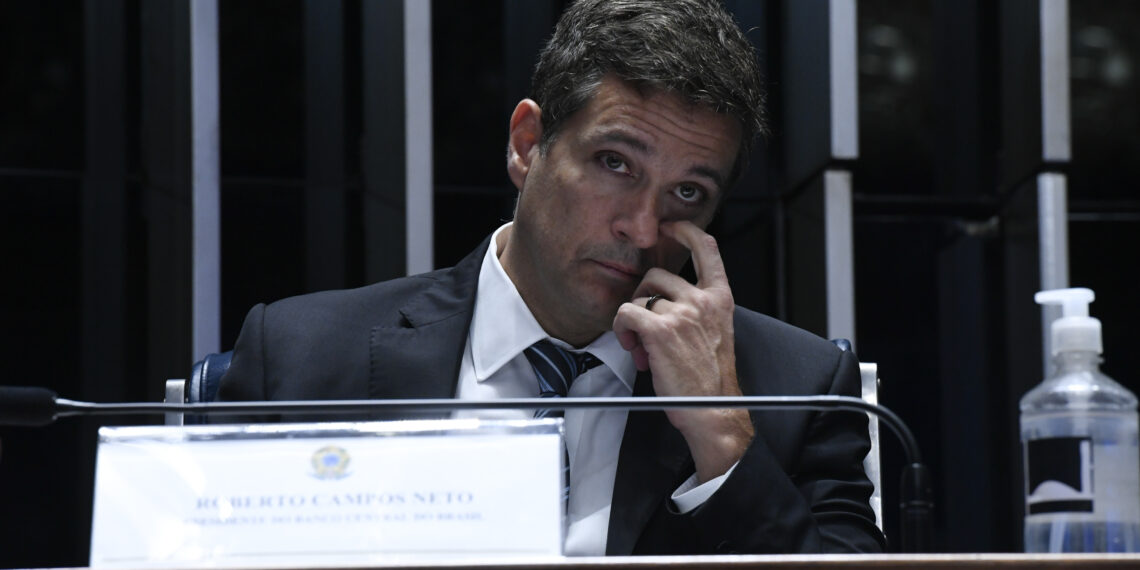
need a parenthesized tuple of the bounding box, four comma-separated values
(501, 76, 741, 345)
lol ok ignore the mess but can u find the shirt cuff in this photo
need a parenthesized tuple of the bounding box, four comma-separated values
(670, 461, 738, 514)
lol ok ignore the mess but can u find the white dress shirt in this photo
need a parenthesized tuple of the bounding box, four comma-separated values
(455, 223, 732, 555)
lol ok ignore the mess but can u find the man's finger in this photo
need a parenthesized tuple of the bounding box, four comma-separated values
(644, 294, 666, 313)
(632, 267, 691, 302)
(615, 324, 640, 351)
(661, 221, 728, 289)
(614, 304, 653, 371)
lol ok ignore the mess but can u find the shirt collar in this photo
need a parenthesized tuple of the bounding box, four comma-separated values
(470, 223, 636, 389)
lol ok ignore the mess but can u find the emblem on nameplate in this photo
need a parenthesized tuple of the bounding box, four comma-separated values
(310, 445, 351, 480)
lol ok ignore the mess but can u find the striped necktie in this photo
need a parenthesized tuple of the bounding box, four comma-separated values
(523, 339, 602, 418)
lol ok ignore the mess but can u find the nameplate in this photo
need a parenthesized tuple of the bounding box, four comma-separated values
(89, 419, 565, 567)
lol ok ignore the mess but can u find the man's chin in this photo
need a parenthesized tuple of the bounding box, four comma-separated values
(566, 295, 626, 332)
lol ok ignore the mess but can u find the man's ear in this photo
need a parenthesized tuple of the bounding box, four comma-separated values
(506, 99, 543, 191)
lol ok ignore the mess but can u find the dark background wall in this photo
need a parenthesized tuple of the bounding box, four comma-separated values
(1, 0, 1138, 565)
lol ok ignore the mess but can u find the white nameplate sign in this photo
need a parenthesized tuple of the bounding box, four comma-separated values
(90, 419, 565, 567)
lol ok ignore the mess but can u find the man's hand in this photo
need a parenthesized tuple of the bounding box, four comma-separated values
(612, 221, 754, 483)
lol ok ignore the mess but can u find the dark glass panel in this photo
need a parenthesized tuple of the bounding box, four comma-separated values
(1069, 0, 1140, 201)
(0, 1, 84, 170)
(856, 0, 935, 195)
(219, 0, 304, 177)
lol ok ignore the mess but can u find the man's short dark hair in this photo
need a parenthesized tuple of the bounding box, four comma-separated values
(530, 0, 767, 187)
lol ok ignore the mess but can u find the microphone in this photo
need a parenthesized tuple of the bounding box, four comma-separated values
(0, 386, 932, 552)
(0, 386, 59, 427)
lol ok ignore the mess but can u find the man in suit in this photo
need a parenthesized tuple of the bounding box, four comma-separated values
(218, 0, 885, 556)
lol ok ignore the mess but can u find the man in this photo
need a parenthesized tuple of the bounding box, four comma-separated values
(217, 0, 884, 555)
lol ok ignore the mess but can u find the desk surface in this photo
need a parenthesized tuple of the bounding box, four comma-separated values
(66, 553, 1140, 570)
(417, 553, 1140, 569)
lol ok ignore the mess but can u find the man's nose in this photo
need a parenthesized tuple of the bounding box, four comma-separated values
(612, 192, 661, 249)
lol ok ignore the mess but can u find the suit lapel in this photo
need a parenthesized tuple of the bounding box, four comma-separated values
(367, 237, 490, 418)
(606, 370, 693, 555)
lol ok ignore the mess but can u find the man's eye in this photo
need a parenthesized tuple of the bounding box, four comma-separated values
(601, 154, 628, 173)
(674, 185, 703, 203)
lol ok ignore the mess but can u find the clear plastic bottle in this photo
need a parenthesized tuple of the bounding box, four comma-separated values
(1021, 288, 1140, 552)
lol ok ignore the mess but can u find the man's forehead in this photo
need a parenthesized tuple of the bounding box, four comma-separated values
(579, 82, 739, 170)
(590, 78, 711, 120)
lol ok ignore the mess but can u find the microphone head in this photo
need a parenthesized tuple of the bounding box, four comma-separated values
(0, 386, 59, 426)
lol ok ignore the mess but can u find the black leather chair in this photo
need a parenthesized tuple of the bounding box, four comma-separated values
(189, 351, 232, 405)
(831, 338, 852, 353)
(165, 351, 232, 425)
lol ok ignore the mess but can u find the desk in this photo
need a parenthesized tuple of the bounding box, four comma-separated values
(431, 554, 1140, 569)
(68, 554, 1139, 569)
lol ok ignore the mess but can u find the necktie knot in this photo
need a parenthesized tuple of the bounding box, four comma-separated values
(524, 340, 601, 415)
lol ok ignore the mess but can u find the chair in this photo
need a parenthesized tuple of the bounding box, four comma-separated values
(164, 350, 232, 426)
(166, 343, 883, 529)
(860, 361, 883, 530)
(831, 338, 883, 530)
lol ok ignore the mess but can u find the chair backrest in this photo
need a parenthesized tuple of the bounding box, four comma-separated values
(831, 338, 883, 530)
(189, 351, 232, 405)
(164, 350, 232, 426)
(859, 362, 883, 530)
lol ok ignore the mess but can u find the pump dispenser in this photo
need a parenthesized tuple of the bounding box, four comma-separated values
(1021, 287, 1140, 552)
(1035, 288, 1102, 357)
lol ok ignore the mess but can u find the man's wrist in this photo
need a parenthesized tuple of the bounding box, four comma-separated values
(682, 409, 754, 483)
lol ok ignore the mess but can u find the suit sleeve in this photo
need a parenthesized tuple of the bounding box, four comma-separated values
(211, 303, 274, 421)
(634, 348, 886, 554)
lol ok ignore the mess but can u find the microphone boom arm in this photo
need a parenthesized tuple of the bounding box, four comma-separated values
(52, 395, 921, 465)
(4, 387, 933, 552)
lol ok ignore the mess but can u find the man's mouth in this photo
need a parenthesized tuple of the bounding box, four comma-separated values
(593, 259, 645, 281)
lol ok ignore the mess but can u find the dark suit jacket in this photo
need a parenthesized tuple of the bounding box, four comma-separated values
(217, 237, 885, 555)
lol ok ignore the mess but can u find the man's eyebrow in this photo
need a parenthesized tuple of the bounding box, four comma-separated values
(590, 129, 727, 191)
(591, 129, 651, 154)
(688, 165, 726, 193)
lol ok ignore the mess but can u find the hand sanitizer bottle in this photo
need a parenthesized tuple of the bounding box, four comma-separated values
(1021, 287, 1140, 552)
